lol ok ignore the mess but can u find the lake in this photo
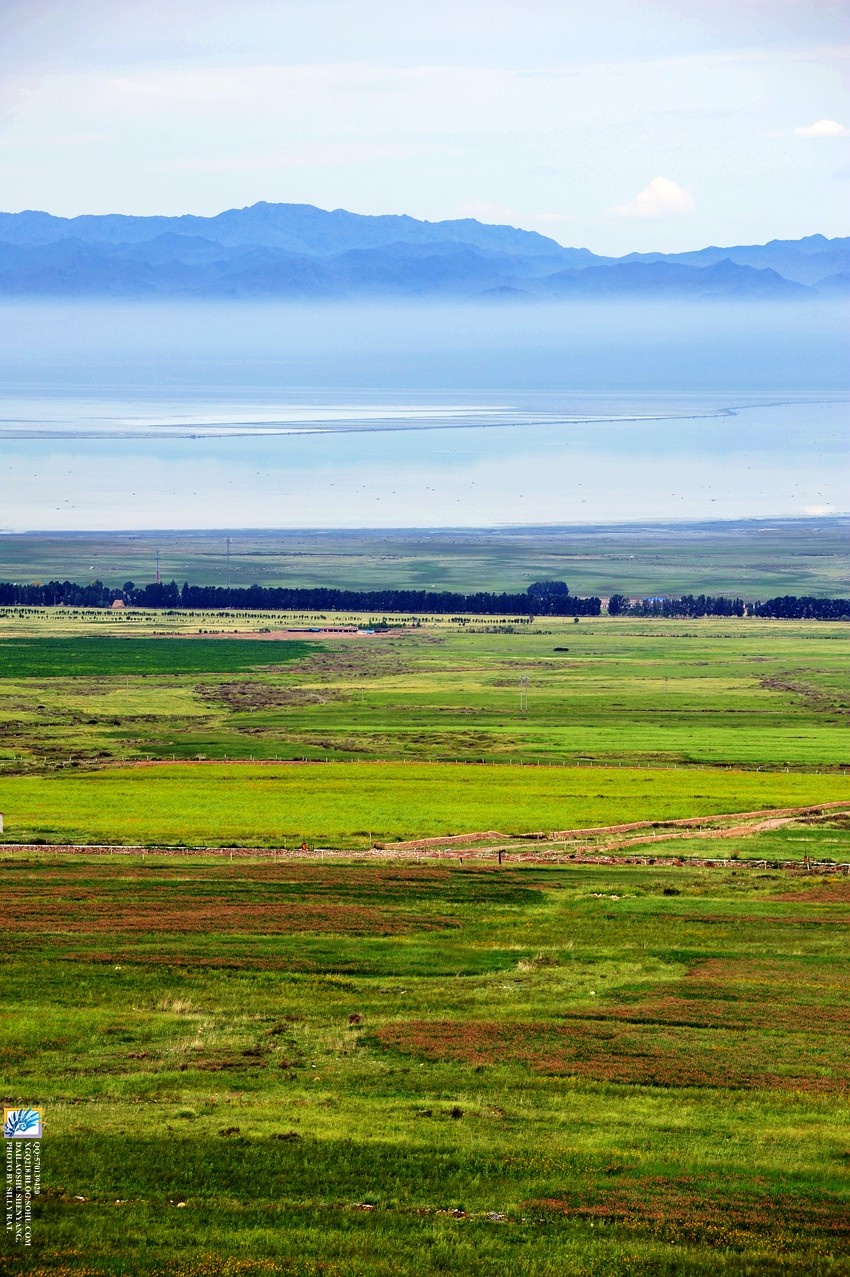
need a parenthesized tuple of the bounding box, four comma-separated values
(0, 299, 846, 530)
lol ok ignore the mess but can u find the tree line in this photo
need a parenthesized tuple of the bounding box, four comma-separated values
(748, 595, 850, 620)
(0, 578, 601, 616)
(608, 593, 746, 617)
(2, 578, 848, 620)
(608, 593, 850, 620)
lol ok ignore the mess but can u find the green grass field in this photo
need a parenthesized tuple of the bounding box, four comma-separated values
(1, 761, 848, 848)
(0, 637, 317, 679)
(2, 608, 850, 1275)
(3, 851, 850, 1275)
(0, 613, 847, 772)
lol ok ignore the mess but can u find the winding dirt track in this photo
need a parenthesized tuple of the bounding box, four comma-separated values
(390, 801, 850, 852)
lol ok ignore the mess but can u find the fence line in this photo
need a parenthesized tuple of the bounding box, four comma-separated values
(0, 755, 847, 779)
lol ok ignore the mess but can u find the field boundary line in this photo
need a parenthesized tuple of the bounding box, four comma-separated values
(6, 757, 848, 777)
(0, 842, 848, 873)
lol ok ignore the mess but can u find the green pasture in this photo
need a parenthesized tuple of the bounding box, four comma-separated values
(644, 820, 850, 863)
(2, 608, 850, 1275)
(0, 636, 318, 678)
(0, 615, 848, 773)
(2, 852, 850, 1275)
(0, 761, 848, 847)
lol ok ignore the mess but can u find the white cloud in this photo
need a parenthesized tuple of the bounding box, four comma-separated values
(609, 176, 695, 218)
(793, 119, 849, 138)
(803, 504, 834, 516)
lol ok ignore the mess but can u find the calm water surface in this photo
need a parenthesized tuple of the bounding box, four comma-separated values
(1, 301, 846, 530)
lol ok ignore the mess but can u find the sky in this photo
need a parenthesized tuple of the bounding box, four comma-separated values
(0, 0, 847, 253)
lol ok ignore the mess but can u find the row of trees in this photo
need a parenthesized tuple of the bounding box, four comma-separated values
(0, 578, 602, 617)
(608, 593, 746, 618)
(749, 595, 850, 620)
(609, 592, 850, 620)
(2, 578, 847, 620)
(0, 579, 118, 608)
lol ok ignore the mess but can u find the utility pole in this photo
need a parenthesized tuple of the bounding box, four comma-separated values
(226, 537, 231, 588)
(519, 675, 529, 714)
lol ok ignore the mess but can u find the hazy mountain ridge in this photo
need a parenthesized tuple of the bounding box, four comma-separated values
(621, 234, 850, 285)
(0, 202, 845, 299)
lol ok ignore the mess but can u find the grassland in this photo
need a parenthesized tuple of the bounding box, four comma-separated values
(2, 516, 850, 597)
(1, 762, 849, 849)
(0, 638, 317, 679)
(2, 607, 850, 1274)
(3, 851, 850, 1276)
(0, 611, 847, 776)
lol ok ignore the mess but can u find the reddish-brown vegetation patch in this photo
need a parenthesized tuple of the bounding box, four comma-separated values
(0, 860, 466, 938)
(529, 1178, 850, 1246)
(4, 887, 457, 935)
(685, 955, 850, 997)
(2, 862, 453, 890)
(586, 992, 850, 1033)
(377, 1016, 827, 1088)
(773, 880, 850, 903)
(376, 953, 850, 1088)
(585, 957, 850, 1033)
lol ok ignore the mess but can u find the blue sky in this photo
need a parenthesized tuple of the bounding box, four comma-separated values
(0, 0, 847, 253)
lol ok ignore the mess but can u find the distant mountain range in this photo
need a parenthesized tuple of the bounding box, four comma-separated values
(0, 202, 846, 300)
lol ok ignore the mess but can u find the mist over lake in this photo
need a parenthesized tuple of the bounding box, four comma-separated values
(1, 299, 846, 531)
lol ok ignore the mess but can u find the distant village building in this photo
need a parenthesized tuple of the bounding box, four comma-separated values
(112, 598, 126, 610)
